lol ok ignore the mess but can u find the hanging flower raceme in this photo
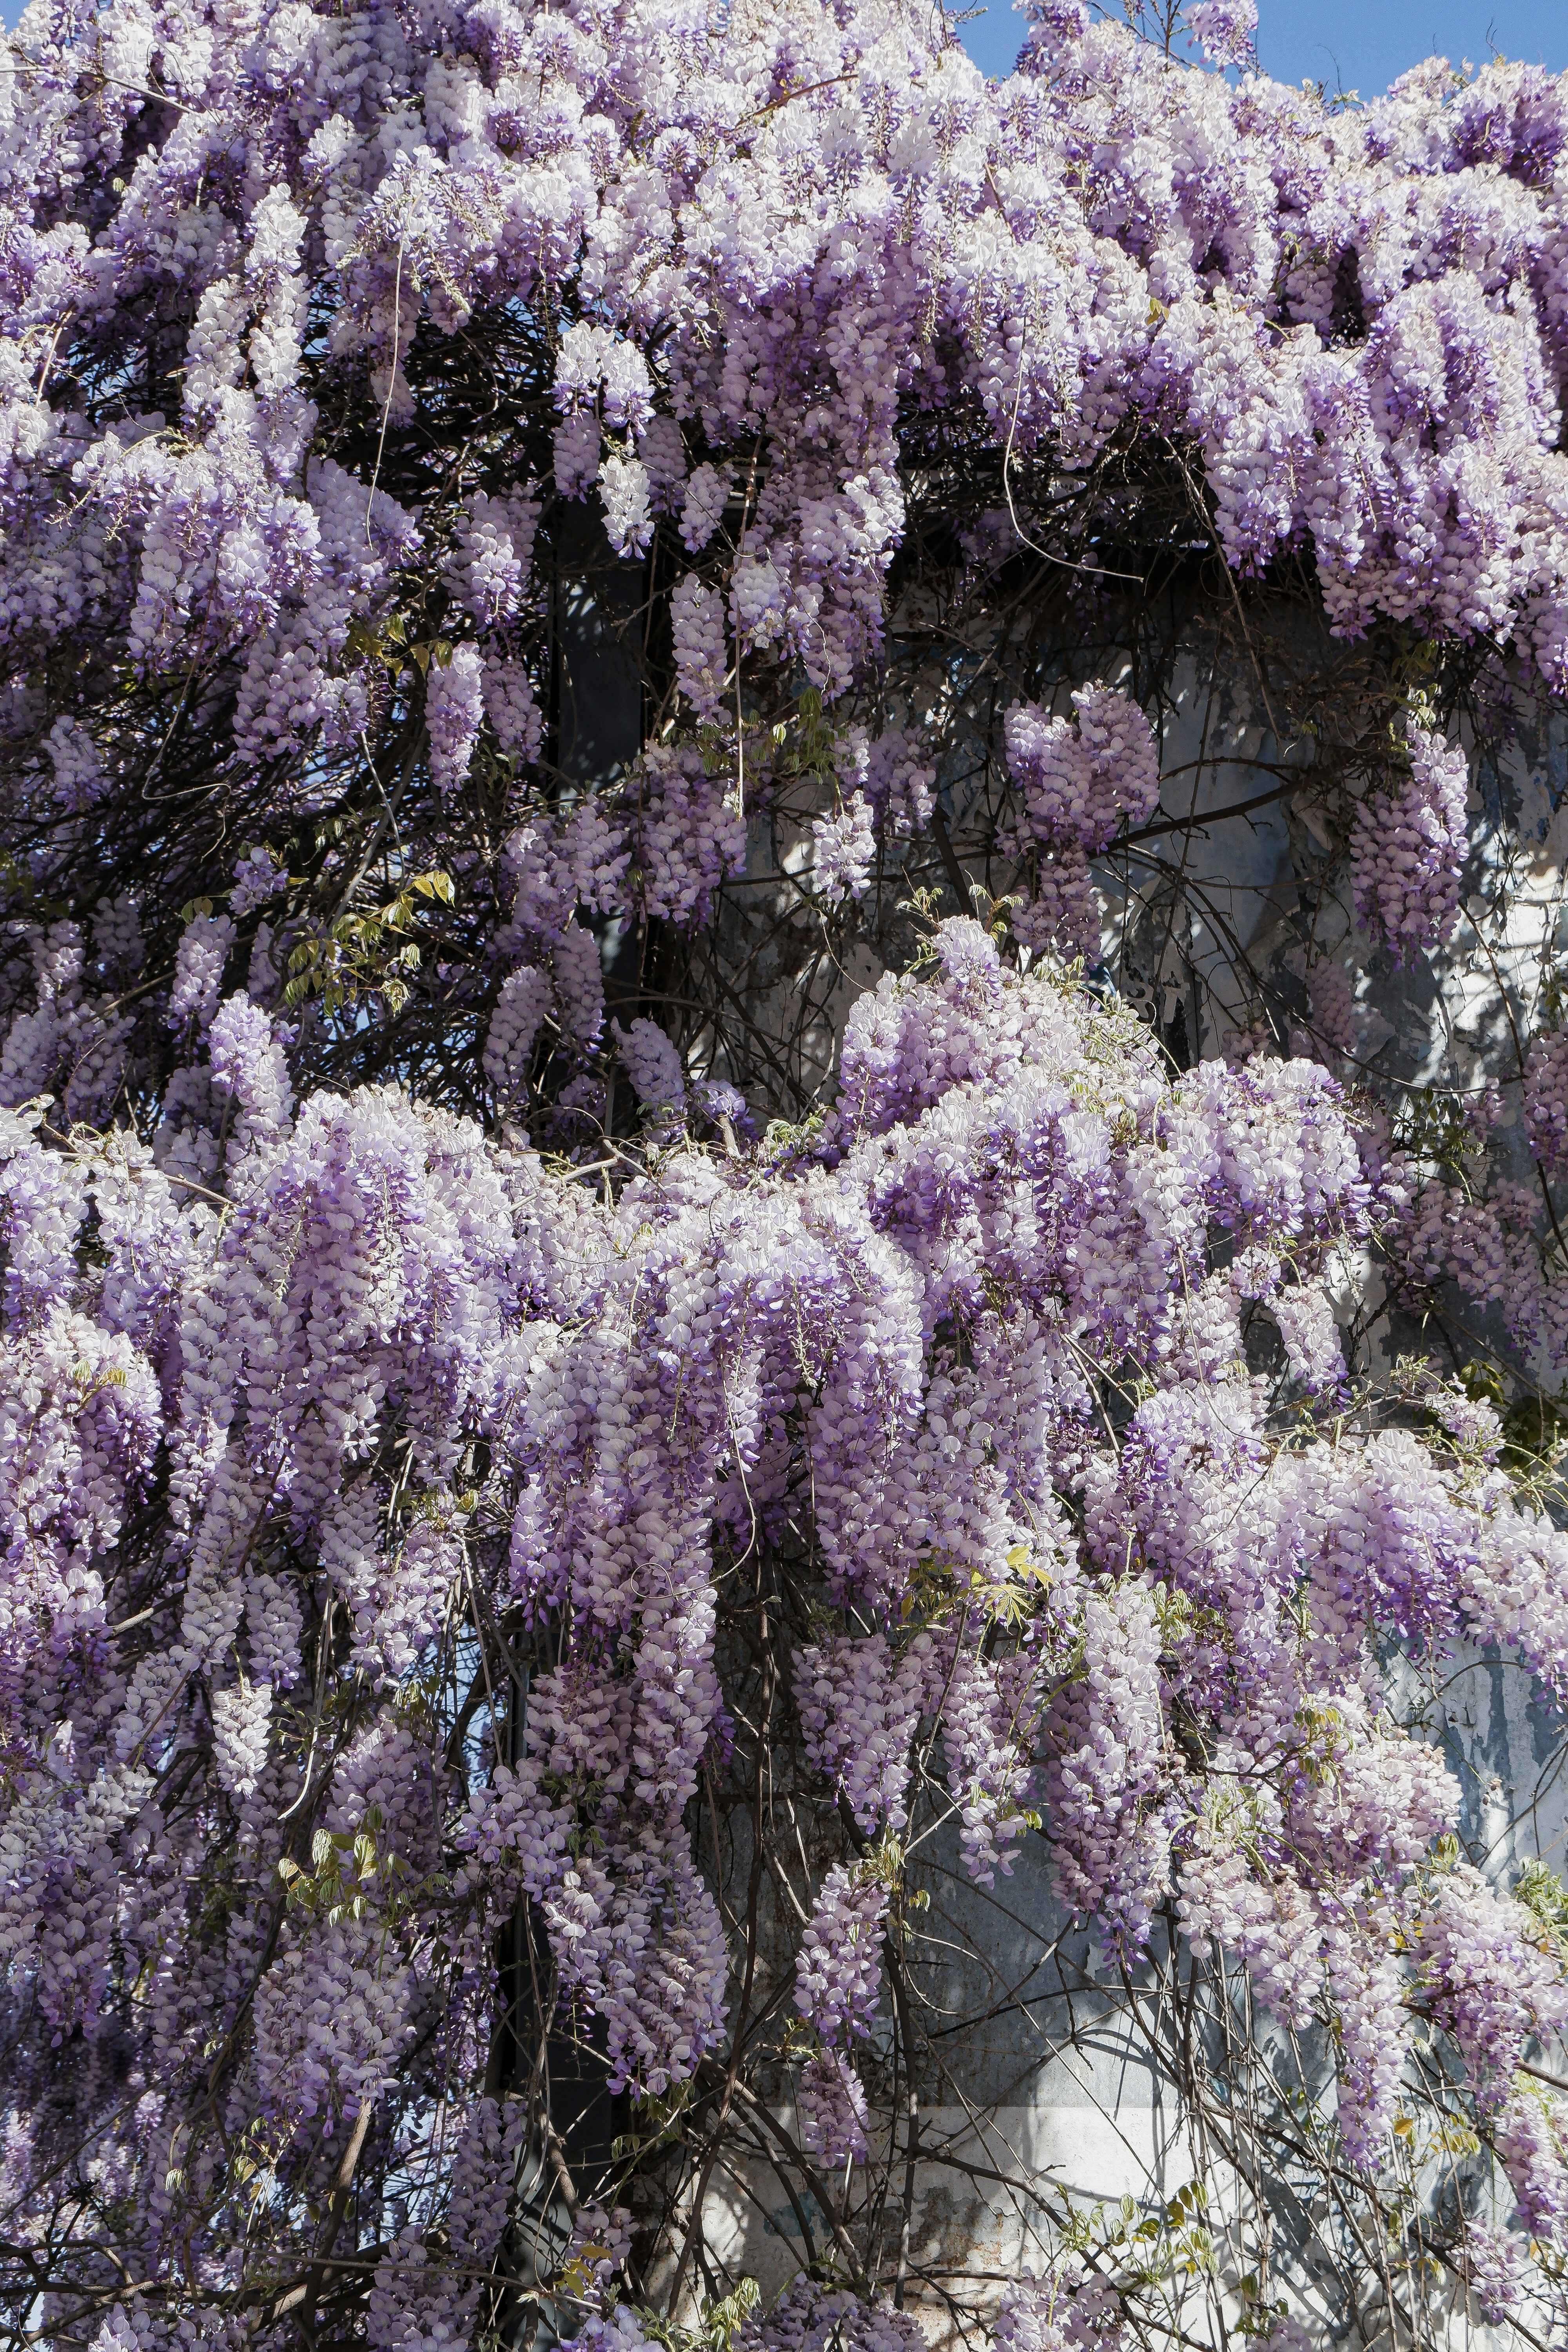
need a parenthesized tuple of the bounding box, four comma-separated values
(2, 916, 1564, 2340)
(1350, 720, 1470, 964)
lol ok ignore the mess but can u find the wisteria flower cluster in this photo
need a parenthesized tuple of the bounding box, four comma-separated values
(2, 0, 1567, 1125)
(1348, 721, 1470, 965)
(0, 915, 1564, 2346)
(0, 0, 1566, 2341)
(1002, 687, 1162, 962)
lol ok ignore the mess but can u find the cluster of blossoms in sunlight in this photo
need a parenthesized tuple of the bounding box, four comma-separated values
(1002, 686, 1163, 962)
(5, 915, 1568, 2341)
(1, 0, 1568, 2338)
(1348, 721, 1470, 965)
(5, 0, 1568, 1057)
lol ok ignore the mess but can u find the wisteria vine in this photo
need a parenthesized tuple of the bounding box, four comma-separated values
(2, 919, 1566, 2348)
(3, 0, 1568, 2346)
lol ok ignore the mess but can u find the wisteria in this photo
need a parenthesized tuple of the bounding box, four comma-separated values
(1003, 688, 1163, 961)
(797, 2051, 871, 2172)
(0, 0, 1567, 2344)
(1, 0, 1565, 1088)
(794, 1864, 890, 2051)
(1524, 1029, 1568, 1183)
(1, 907, 1566, 2348)
(1348, 721, 1470, 966)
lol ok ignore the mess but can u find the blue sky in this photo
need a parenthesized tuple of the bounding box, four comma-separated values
(955, 1, 1567, 94)
(0, 0, 1560, 98)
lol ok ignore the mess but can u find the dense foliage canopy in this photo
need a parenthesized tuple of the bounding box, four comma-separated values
(5, 0, 1568, 2346)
